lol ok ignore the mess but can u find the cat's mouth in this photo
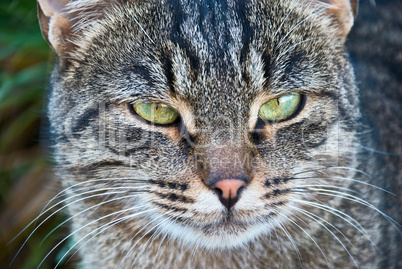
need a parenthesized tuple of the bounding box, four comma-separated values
(192, 211, 264, 234)
(168, 215, 269, 250)
(202, 218, 249, 234)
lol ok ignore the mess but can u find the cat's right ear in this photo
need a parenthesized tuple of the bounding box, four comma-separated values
(37, 0, 74, 57)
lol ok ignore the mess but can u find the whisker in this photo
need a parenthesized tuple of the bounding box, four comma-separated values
(326, 176, 395, 196)
(358, 144, 395, 156)
(10, 177, 150, 248)
(148, 216, 172, 252)
(293, 166, 372, 179)
(62, 201, 156, 267)
(302, 189, 402, 232)
(132, 14, 155, 44)
(277, 8, 323, 48)
(41, 191, 148, 244)
(118, 210, 173, 268)
(274, 217, 304, 267)
(288, 205, 360, 269)
(288, 175, 395, 196)
(48, 205, 154, 269)
(125, 213, 174, 268)
(292, 198, 379, 252)
(59, 212, 129, 268)
(156, 214, 179, 255)
(8, 179, 111, 246)
(296, 185, 362, 196)
(272, 205, 330, 268)
(11, 186, 147, 265)
(272, 2, 299, 41)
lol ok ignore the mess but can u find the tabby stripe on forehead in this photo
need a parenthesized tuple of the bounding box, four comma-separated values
(237, 0, 253, 86)
(277, 52, 307, 86)
(160, 52, 176, 94)
(261, 50, 272, 86)
(168, 1, 201, 82)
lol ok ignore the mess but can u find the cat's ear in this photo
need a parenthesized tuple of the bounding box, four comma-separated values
(37, 0, 75, 56)
(320, 0, 358, 39)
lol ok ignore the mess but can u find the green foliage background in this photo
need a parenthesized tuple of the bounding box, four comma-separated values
(0, 1, 71, 268)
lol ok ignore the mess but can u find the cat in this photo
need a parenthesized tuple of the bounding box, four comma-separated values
(32, 0, 401, 268)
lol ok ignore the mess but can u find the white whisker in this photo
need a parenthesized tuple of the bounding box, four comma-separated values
(119, 210, 173, 268)
(288, 205, 360, 268)
(12, 186, 147, 265)
(291, 173, 395, 196)
(277, 9, 323, 48)
(296, 184, 362, 196)
(274, 217, 304, 268)
(279, 36, 328, 57)
(272, 205, 330, 268)
(302, 188, 401, 231)
(42, 191, 147, 244)
(11, 177, 150, 246)
(292, 198, 379, 252)
(39, 205, 153, 269)
(132, 15, 155, 44)
(272, 2, 298, 41)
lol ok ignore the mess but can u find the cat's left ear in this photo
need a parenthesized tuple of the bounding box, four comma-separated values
(320, 0, 358, 39)
(37, 0, 76, 57)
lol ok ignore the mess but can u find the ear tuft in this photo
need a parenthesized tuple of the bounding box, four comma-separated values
(320, 0, 358, 39)
(37, 0, 73, 56)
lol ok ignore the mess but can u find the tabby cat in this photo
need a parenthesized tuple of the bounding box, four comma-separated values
(33, 0, 401, 268)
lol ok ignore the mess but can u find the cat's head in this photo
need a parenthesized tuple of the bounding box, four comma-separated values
(39, 0, 360, 250)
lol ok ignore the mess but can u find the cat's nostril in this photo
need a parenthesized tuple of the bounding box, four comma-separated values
(212, 179, 246, 210)
(213, 186, 223, 197)
(213, 179, 245, 199)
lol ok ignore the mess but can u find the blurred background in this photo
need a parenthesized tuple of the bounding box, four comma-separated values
(0, 0, 71, 268)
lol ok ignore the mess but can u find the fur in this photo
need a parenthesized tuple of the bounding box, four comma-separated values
(34, 0, 401, 268)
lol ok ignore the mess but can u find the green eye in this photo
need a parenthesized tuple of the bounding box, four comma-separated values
(133, 102, 179, 124)
(258, 93, 302, 122)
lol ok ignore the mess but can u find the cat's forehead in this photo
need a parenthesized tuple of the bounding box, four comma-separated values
(130, 1, 330, 99)
(133, 0, 262, 102)
(66, 0, 339, 111)
(156, 0, 313, 93)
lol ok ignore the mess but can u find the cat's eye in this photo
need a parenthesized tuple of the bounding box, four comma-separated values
(258, 93, 302, 122)
(133, 102, 179, 124)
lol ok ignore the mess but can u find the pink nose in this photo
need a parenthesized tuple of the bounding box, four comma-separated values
(212, 179, 246, 210)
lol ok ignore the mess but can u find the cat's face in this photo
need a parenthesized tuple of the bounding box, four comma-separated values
(43, 0, 359, 251)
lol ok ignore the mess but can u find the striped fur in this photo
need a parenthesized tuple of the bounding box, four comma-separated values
(36, 0, 400, 268)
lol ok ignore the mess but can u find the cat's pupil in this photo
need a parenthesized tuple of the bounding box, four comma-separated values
(258, 93, 302, 122)
(132, 101, 179, 124)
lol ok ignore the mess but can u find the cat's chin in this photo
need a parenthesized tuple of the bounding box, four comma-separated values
(159, 220, 272, 250)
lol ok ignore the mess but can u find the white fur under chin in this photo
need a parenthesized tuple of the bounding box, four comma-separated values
(158, 220, 274, 251)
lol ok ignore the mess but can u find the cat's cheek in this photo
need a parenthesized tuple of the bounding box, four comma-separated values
(233, 182, 267, 210)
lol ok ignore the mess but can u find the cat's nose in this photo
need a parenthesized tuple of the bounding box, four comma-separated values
(212, 179, 246, 210)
